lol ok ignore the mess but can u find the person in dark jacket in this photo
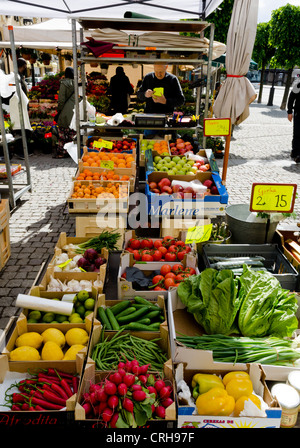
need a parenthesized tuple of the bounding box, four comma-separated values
(287, 79, 300, 163)
(55, 67, 76, 158)
(137, 63, 184, 114)
(109, 66, 134, 114)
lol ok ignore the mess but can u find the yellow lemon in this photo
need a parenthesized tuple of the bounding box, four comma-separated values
(41, 328, 66, 348)
(63, 344, 85, 360)
(10, 346, 41, 361)
(15, 332, 43, 350)
(65, 328, 89, 346)
(41, 341, 64, 360)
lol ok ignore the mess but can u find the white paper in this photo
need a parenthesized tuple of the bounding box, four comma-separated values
(171, 179, 207, 193)
(15, 294, 73, 315)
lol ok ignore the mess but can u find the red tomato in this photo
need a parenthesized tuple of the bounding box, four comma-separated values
(158, 246, 168, 257)
(126, 247, 134, 253)
(142, 254, 153, 261)
(172, 264, 184, 274)
(129, 239, 140, 250)
(164, 277, 176, 289)
(175, 273, 190, 282)
(168, 245, 178, 253)
(121, 272, 127, 279)
(140, 239, 153, 249)
(175, 240, 185, 247)
(153, 240, 163, 249)
(177, 250, 187, 261)
(165, 272, 176, 280)
(160, 264, 172, 276)
(152, 275, 164, 285)
(133, 250, 141, 261)
(154, 286, 167, 291)
(165, 252, 176, 262)
(184, 267, 196, 275)
(183, 245, 192, 253)
(152, 250, 162, 261)
(162, 236, 176, 248)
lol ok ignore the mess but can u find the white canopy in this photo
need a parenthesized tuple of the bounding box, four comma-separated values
(0, 0, 224, 19)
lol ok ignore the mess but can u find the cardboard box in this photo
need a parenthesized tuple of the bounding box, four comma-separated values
(118, 252, 199, 299)
(0, 199, 10, 271)
(175, 362, 281, 428)
(0, 354, 81, 423)
(74, 357, 176, 427)
(145, 171, 228, 218)
(75, 215, 126, 250)
(168, 287, 300, 381)
(19, 287, 103, 330)
(276, 229, 300, 272)
(2, 319, 92, 370)
(94, 294, 167, 330)
(67, 180, 130, 214)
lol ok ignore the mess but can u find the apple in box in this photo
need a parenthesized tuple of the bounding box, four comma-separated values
(170, 138, 194, 155)
(148, 177, 219, 196)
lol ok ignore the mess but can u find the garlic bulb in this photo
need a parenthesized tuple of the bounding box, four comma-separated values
(79, 280, 93, 291)
(93, 279, 103, 289)
(54, 253, 69, 265)
(67, 280, 81, 291)
(54, 266, 63, 272)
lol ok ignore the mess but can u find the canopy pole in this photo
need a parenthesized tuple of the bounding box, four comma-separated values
(203, 22, 215, 149)
(72, 19, 81, 161)
(0, 94, 15, 208)
(80, 28, 87, 123)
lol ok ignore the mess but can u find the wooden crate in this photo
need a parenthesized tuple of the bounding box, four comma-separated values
(0, 200, 10, 271)
(75, 215, 126, 250)
(73, 167, 136, 192)
(67, 180, 130, 214)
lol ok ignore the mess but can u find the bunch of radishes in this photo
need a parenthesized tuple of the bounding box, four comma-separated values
(81, 360, 173, 427)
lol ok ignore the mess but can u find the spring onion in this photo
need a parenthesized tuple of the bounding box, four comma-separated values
(75, 230, 121, 253)
(176, 333, 300, 366)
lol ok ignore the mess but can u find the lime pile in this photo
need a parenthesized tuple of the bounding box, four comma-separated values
(27, 290, 95, 324)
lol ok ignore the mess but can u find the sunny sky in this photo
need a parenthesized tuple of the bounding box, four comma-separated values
(258, 0, 300, 23)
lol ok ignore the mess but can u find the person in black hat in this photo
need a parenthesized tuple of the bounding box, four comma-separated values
(287, 79, 300, 163)
(108, 66, 134, 115)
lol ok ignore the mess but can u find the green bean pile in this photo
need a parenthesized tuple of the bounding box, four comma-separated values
(176, 334, 300, 366)
(92, 329, 168, 371)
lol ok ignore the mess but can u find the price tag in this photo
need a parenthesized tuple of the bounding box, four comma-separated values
(100, 160, 114, 170)
(93, 139, 113, 150)
(185, 224, 213, 244)
(58, 259, 72, 269)
(203, 118, 231, 137)
(250, 183, 297, 213)
(153, 87, 164, 97)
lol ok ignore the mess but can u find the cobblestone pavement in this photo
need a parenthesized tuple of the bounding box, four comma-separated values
(0, 85, 299, 330)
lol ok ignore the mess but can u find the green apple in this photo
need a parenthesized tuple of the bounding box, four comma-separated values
(164, 156, 171, 163)
(177, 170, 185, 175)
(169, 161, 176, 168)
(156, 163, 163, 171)
(167, 170, 176, 175)
(187, 160, 194, 166)
(173, 156, 180, 164)
(154, 156, 162, 163)
(178, 159, 186, 166)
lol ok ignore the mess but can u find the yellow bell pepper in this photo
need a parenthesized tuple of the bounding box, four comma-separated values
(225, 378, 253, 401)
(222, 371, 250, 386)
(191, 373, 224, 399)
(196, 387, 235, 416)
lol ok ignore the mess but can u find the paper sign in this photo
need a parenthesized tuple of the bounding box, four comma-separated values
(93, 139, 113, 150)
(203, 118, 231, 137)
(185, 224, 213, 244)
(250, 183, 297, 213)
(58, 259, 72, 269)
(100, 160, 114, 170)
(153, 88, 164, 97)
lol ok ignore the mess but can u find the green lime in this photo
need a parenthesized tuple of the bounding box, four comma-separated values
(69, 312, 81, 322)
(76, 305, 86, 317)
(62, 321, 69, 324)
(27, 318, 38, 323)
(69, 316, 83, 323)
(84, 298, 95, 310)
(42, 312, 55, 323)
(77, 290, 90, 302)
(28, 310, 42, 321)
(56, 314, 67, 323)
(84, 310, 93, 318)
(50, 321, 58, 324)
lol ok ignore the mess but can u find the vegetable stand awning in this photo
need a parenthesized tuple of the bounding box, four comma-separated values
(0, 0, 224, 18)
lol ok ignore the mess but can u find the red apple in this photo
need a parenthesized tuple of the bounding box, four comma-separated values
(203, 179, 213, 189)
(211, 186, 218, 195)
(172, 184, 184, 193)
(161, 185, 173, 194)
(176, 143, 185, 150)
(183, 187, 194, 194)
(158, 178, 171, 189)
(149, 181, 158, 190)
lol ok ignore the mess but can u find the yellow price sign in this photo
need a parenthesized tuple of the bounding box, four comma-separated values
(93, 139, 113, 150)
(250, 183, 297, 213)
(203, 118, 231, 137)
(185, 224, 213, 244)
(153, 87, 164, 97)
(100, 160, 114, 170)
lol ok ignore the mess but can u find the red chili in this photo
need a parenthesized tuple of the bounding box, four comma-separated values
(51, 383, 69, 400)
(35, 405, 47, 411)
(21, 403, 30, 410)
(38, 374, 61, 384)
(12, 393, 25, 403)
(47, 368, 74, 380)
(11, 404, 21, 411)
(60, 379, 73, 398)
(30, 396, 64, 410)
(72, 376, 79, 394)
(42, 390, 66, 406)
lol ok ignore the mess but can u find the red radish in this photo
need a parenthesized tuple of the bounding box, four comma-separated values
(147, 386, 157, 396)
(102, 407, 114, 422)
(117, 383, 128, 396)
(131, 364, 142, 375)
(95, 387, 108, 402)
(124, 361, 132, 372)
(151, 404, 156, 414)
(123, 374, 135, 387)
(89, 392, 97, 405)
(132, 384, 142, 391)
(97, 401, 108, 414)
(123, 397, 134, 413)
(89, 383, 101, 393)
(108, 395, 119, 410)
(139, 364, 150, 375)
(110, 412, 120, 428)
(118, 368, 126, 377)
(104, 381, 117, 396)
(109, 372, 123, 385)
(118, 362, 126, 369)
(162, 398, 174, 408)
(132, 390, 147, 402)
(138, 375, 148, 384)
(159, 387, 171, 400)
(154, 380, 166, 392)
(155, 405, 166, 419)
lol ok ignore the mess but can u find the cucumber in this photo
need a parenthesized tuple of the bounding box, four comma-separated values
(116, 306, 150, 324)
(97, 307, 112, 330)
(115, 306, 137, 319)
(122, 322, 160, 331)
(143, 309, 161, 320)
(133, 303, 161, 311)
(106, 308, 120, 331)
(134, 296, 154, 306)
(136, 318, 151, 325)
(110, 300, 131, 315)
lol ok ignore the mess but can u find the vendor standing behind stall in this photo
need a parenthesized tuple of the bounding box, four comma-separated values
(137, 63, 184, 114)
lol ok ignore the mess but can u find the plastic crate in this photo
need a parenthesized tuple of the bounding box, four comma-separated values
(202, 243, 299, 290)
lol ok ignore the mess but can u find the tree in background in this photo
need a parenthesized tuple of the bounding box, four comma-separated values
(252, 22, 276, 103)
(205, 0, 235, 44)
(269, 3, 300, 110)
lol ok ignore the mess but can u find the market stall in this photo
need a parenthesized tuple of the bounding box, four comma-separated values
(0, 0, 300, 434)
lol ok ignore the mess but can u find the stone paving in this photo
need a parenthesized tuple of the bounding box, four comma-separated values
(0, 84, 299, 331)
